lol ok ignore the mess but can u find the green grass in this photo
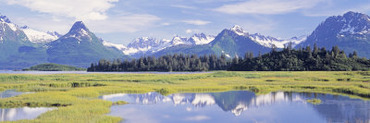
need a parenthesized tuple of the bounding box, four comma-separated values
(0, 71, 368, 122)
(307, 99, 322, 105)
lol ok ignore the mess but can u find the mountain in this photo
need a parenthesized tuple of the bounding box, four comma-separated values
(0, 15, 126, 69)
(298, 11, 370, 58)
(103, 26, 304, 58)
(249, 33, 306, 48)
(208, 26, 273, 57)
(0, 14, 48, 69)
(188, 33, 215, 45)
(153, 25, 304, 57)
(103, 33, 216, 57)
(20, 26, 61, 43)
(124, 37, 171, 56)
(46, 21, 125, 67)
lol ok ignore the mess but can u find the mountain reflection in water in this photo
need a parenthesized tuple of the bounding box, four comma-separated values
(0, 107, 55, 121)
(101, 91, 369, 123)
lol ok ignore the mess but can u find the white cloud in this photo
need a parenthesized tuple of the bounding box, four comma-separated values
(171, 5, 197, 9)
(184, 115, 210, 121)
(5, 0, 118, 20)
(161, 22, 171, 26)
(186, 29, 193, 34)
(13, 16, 72, 34)
(213, 0, 325, 15)
(182, 20, 211, 25)
(12, 13, 161, 34)
(87, 14, 161, 33)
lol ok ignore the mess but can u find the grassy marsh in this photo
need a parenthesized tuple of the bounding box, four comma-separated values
(0, 71, 368, 122)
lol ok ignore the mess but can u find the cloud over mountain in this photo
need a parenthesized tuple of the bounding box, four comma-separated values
(4, 0, 118, 20)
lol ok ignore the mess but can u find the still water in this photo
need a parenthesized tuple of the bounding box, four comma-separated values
(101, 91, 369, 123)
(0, 90, 55, 121)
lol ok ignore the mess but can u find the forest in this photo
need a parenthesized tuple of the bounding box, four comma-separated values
(87, 45, 369, 72)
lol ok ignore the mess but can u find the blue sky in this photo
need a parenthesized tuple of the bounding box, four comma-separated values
(0, 0, 369, 45)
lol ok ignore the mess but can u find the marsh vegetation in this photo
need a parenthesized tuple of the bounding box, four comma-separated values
(0, 71, 368, 122)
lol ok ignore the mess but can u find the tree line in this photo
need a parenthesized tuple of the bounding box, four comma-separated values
(229, 44, 369, 71)
(87, 45, 369, 72)
(88, 54, 230, 72)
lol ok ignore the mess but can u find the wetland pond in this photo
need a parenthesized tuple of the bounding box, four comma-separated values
(101, 91, 369, 123)
(0, 90, 56, 121)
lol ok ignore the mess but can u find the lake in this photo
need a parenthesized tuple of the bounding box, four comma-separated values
(0, 90, 55, 121)
(101, 91, 370, 123)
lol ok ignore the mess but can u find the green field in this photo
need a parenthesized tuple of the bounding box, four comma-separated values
(0, 71, 369, 122)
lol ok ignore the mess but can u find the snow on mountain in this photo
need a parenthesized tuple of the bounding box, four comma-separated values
(119, 33, 215, 55)
(170, 36, 191, 45)
(122, 37, 172, 55)
(62, 21, 93, 43)
(102, 41, 127, 51)
(0, 15, 17, 32)
(189, 33, 215, 45)
(338, 11, 369, 35)
(21, 26, 60, 43)
(229, 25, 306, 48)
(249, 33, 306, 48)
(127, 37, 160, 51)
(108, 25, 306, 57)
(1, 15, 60, 43)
(230, 25, 246, 36)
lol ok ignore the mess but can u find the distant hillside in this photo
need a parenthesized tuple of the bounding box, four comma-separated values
(23, 63, 86, 71)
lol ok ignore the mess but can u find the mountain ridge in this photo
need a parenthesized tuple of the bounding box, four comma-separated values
(0, 11, 369, 69)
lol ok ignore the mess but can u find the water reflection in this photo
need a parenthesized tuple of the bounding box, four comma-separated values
(102, 91, 369, 123)
(0, 107, 55, 121)
(0, 90, 26, 98)
(0, 90, 55, 121)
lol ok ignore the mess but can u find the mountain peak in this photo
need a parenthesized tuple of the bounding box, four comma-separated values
(190, 33, 215, 45)
(230, 25, 245, 36)
(63, 21, 93, 42)
(68, 21, 89, 33)
(0, 14, 11, 23)
(343, 11, 363, 17)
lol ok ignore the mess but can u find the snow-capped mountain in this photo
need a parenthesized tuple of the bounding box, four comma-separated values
(20, 26, 60, 43)
(170, 36, 191, 45)
(0, 14, 27, 43)
(230, 25, 246, 36)
(299, 11, 370, 58)
(249, 33, 306, 48)
(47, 21, 124, 67)
(103, 33, 216, 56)
(338, 11, 369, 35)
(188, 33, 215, 45)
(229, 25, 306, 48)
(102, 41, 127, 51)
(0, 15, 18, 32)
(60, 21, 93, 43)
(104, 25, 304, 58)
(0, 14, 60, 44)
(125, 37, 171, 54)
(114, 37, 170, 55)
